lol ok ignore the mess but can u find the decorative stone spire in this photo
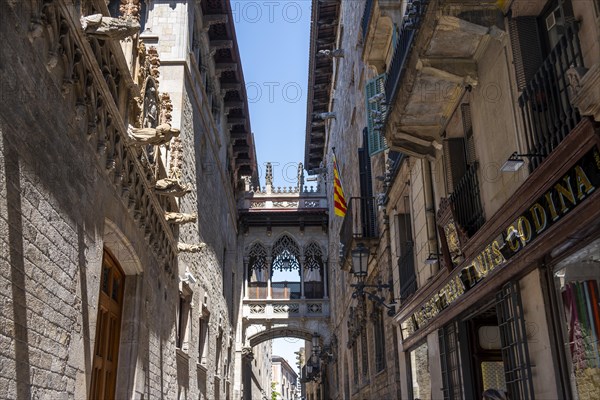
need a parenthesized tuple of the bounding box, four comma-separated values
(297, 162, 304, 191)
(265, 162, 273, 194)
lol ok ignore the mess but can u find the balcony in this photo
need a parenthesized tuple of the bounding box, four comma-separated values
(339, 197, 378, 267)
(449, 163, 485, 237)
(361, 0, 404, 72)
(382, 0, 502, 158)
(242, 299, 330, 321)
(518, 23, 584, 172)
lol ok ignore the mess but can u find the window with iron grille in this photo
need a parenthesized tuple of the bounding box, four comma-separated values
(444, 103, 485, 237)
(373, 309, 386, 372)
(496, 281, 535, 400)
(439, 322, 463, 400)
(361, 326, 369, 378)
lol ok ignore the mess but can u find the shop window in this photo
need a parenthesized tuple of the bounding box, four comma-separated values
(496, 281, 535, 399)
(439, 322, 463, 400)
(553, 238, 600, 399)
(409, 341, 431, 400)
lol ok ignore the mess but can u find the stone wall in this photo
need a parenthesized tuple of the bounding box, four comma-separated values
(0, 1, 241, 399)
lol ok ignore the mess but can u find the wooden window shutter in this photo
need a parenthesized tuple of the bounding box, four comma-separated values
(443, 138, 467, 192)
(365, 73, 388, 156)
(508, 16, 545, 90)
(359, 128, 377, 237)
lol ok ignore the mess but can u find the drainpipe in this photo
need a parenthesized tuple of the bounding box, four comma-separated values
(423, 160, 439, 277)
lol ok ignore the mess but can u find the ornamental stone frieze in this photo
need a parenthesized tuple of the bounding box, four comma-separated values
(28, 0, 178, 270)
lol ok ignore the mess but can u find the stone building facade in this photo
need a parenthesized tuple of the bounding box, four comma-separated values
(0, 1, 255, 399)
(305, 0, 600, 399)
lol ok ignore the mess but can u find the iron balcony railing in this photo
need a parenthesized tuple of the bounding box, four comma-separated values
(449, 163, 485, 237)
(339, 197, 378, 265)
(398, 244, 417, 302)
(384, 0, 429, 109)
(518, 22, 584, 172)
(361, 0, 375, 41)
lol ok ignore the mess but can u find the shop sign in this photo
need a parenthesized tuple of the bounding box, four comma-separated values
(401, 146, 600, 339)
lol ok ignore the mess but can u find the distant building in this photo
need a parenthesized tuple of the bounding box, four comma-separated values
(272, 355, 299, 400)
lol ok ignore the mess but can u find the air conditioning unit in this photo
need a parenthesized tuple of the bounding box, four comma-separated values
(546, 8, 564, 31)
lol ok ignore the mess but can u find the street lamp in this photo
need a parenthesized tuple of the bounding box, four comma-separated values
(351, 243, 369, 279)
(349, 244, 397, 317)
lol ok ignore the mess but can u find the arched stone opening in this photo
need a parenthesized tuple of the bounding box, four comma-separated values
(248, 327, 321, 348)
(271, 234, 301, 299)
(303, 242, 325, 299)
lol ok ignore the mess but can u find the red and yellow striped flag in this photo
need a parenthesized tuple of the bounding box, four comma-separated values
(332, 152, 347, 217)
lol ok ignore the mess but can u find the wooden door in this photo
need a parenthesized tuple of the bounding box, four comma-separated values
(90, 250, 124, 400)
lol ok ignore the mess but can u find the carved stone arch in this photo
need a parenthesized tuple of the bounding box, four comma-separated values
(101, 219, 144, 399)
(103, 219, 143, 275)
(248, 327, 322, 348)
(247, 241, 268, 281)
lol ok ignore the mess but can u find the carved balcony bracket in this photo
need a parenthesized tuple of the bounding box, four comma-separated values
(568, 64, 600, 122)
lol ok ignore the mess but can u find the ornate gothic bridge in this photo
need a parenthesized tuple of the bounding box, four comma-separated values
(238, 163, 332, 351)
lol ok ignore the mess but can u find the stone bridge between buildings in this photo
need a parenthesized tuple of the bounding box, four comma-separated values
(238, 163, 332, 351)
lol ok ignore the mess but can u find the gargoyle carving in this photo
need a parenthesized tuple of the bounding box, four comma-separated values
(318, 49, 344, 58)
(165, 212, 197, 224)
(177, 243, 206, 253)
(154, 178, 192, 197)
(127, 123, 180, 146)
(80, 14, 140, 40)
(566, 66, 589, 99)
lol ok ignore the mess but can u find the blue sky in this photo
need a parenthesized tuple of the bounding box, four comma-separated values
(232, 0, 312, 373)
(232, 0, 312, 188)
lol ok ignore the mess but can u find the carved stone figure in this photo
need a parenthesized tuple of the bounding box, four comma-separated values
(177, 243, 206, 253)
(154, 178, 192, 197)
(318, 48, 344, 58)
(165, 212, 197, 224)
(241, 346, 254, 361)
(127, 123, 180, 146)
(80, 14, 140, 40)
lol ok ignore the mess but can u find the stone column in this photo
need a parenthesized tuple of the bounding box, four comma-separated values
(243, 256, 249, 299)
(266, 256, 272, 299)
(323, 259, 329, 299)
(300, 255, 306, 299)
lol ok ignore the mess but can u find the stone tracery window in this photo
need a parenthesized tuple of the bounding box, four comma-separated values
(304, 242, 325, 298)
(271, 235, 301, 272)
(248, 242, 268, 283)
(271, 235, 301, 299)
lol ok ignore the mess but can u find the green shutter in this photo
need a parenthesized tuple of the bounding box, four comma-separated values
(365, 73, 388, 156)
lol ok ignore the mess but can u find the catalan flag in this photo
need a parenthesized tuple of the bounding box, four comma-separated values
(332, 151, 347, 217)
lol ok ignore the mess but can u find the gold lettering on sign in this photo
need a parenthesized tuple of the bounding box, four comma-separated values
(545, 191, 559, 221)
(574, 166, 595, 200)
(555, 176, 576, 213)
(530, 203, 547, 234)
(517, 216, 533, 243)
(507, 225, 521, 252)
(492, 240, 505, 265)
